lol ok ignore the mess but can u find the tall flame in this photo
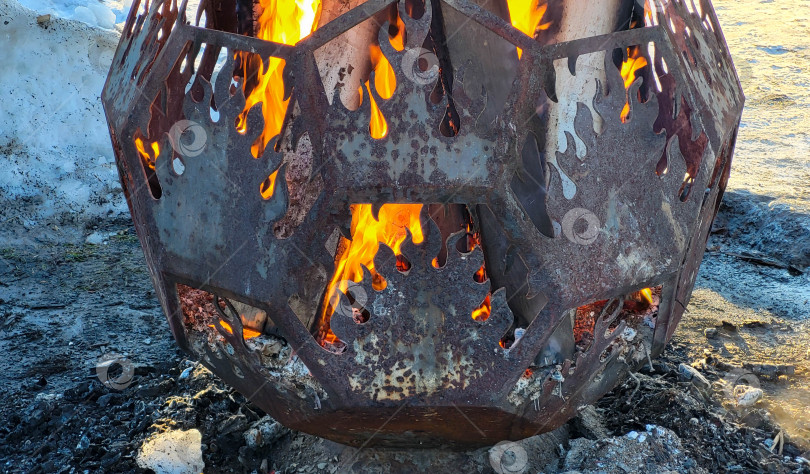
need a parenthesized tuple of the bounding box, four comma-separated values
(363, 12, 405, 139)
(236, 0, 322, 191)
(320, 204, 424, 344)
(619, 46, 648, 122)
(506, 0, 551, 58)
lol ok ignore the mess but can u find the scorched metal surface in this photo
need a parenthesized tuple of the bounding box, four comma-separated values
(102, 0, 744, 447)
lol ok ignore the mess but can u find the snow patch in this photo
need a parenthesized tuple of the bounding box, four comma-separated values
(0, 0, 127, 241)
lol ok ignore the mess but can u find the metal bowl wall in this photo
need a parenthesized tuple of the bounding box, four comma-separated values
(102, 0, 743, 447)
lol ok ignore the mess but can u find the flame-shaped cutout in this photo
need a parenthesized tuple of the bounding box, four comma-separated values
(365, 82, 388, 139)
(318, 204, 425, 346)
(620, 46, 648, 122)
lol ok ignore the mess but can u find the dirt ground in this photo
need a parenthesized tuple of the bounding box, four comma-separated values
(1, 192, 809, 473)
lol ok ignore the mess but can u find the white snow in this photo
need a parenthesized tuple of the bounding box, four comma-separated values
(0, 0, 126, 242)
(16, 0, 126, 29)
(136, 429, 205, 474)
(0, 0, 206, 243)
(16, 0, 201, 30)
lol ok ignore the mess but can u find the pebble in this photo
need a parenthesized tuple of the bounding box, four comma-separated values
(317, 462, 327, 469)
(244, 428, 262, 449)
(143, 337, 151, 345)
(75, 434, 90, 453)
(622, 327, 637, 342)
(85, 232, 104, 244)
(678, 363, 711, 390)
(734, 385, 764, 407)
(704, 328, 718, 339)
(178, 367, 194, 380)
(136, 429, 205, 474)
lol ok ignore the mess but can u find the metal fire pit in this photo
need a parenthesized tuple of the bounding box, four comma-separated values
(102, 0, 743, 448)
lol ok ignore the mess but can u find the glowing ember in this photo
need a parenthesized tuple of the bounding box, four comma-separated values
(210, 320, 262, 339)
(619, 46, 648, 122)
(235, 0, 322, 188)
(472, 294, 491, 321)
(134, 136, 159, 169)
(467, 226, 491, 321)
(319, 204, 424, 344)
(506, 0, 551, 58)
(639, 287, 653, 305)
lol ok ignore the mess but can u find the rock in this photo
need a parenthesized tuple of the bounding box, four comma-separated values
(136, 379, 175, 397)
(317, 462, 327, 469)
(678, 363, 711, 390)
(704, 327, 718, 339)
(85, 232, 104, 244)
(743, 363, 795, 379)
(257, 417, 283, 446)
(75, 434, 90, 453)
(246, 335, 285, 358)
(564, 425, 696, 473)
(178, 367, 194, 380)
(136, 429, 205, 474)
(244, 428, 262, 449)
(734, 385, 764, 407)
(96, 393, 121, 408)
(218, 414, 248, 436)
(573, 405, 609, 440)
(721, 321, 737, 331)
(743, 320, 770, 328)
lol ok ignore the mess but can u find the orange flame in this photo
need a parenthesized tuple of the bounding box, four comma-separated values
(235, 0, 322, 190)
(363, 81, 388, 139)
(320, 204, 424, 344)
(639, 287, 653, 305)
(363, 14, 404, 140)
(134, 137, 159, 169)
(472, 294, 491, 321)
(209, 320, 262, 339)
(260, 169, 279, 199)
(466, 225, 491, 321)
(619, 46, 648, 122)
(506, 0, 551, 58)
